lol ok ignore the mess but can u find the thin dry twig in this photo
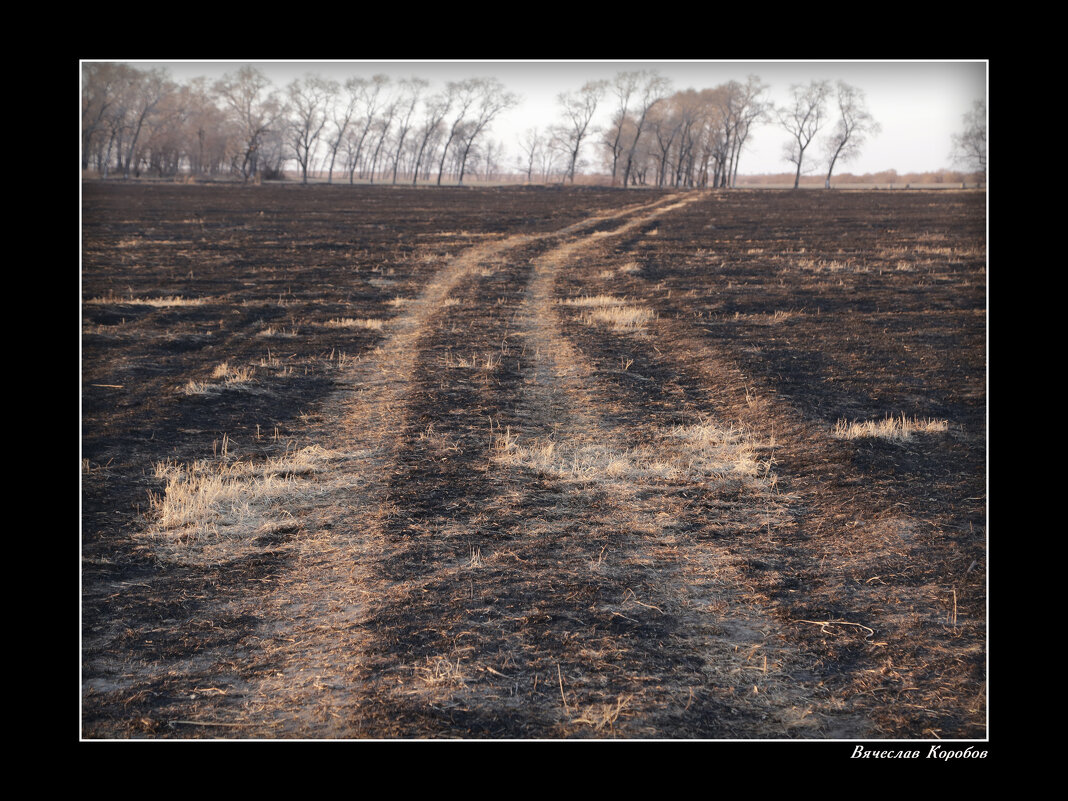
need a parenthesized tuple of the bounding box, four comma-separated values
(794, 619, 876, 640)
(557, 663, 570, 715)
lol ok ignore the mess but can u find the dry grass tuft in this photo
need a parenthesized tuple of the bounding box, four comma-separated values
(183, 362, 256, 395)
(833, 415, 949, 441)
(570, 695, 633, 731)
(559, 295, 656, 333)
(324, 317, 385, 330)
(256, 325, 298, 338)
(443, 350, 500, 370)
(559, 294, 629, 308)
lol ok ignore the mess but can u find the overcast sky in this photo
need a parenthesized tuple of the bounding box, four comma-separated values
(124, 60, 987, 176)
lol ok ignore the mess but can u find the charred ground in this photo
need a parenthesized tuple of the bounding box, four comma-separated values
(81, 183, 985, 739)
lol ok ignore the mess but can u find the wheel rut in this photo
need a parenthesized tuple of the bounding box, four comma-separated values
(227, 195, 687, 736)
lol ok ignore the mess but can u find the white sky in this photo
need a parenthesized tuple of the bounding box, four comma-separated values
(121, 60, 987, 176)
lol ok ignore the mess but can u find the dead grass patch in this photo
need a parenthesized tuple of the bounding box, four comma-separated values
(144, 443, 334, 564)
(324, 317, 385, 330)
(494, 420, 769, 488)
(183, 362, 256, 395)
(257, 325, 299, 338)
(85, 294, 207, 307)
(559, 295, 656, 333)
(833, 415, 950, 441)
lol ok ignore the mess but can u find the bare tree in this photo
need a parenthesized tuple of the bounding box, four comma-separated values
(180, 77, 232, 176)
(822, 81, 879, 187)
(777, 79, 831, 189)
(390, 78, 428, 185)
(343, 75, 390, 184)
(92, 65, 175, 179)
(286, 74, 335, 184)
(436, 80, 480, 186)
(137, 81, 192, 177)
(412, 91, 451, 185)
(557, 80, 607, 184)
(323, 77, 361, 184)
(440, 78, 517, 186)
(214, 66, 284, 182)
(367, 93, 398, 183)
(604, 72, 640, 186)
(518, 127, 542, 183)
(83, 63, 144, 177)
(950, 99, 986, 181)
(648, 96, 685, 188)
(456, 80, 518, 185)
(480, 138, 506, 182)
(622, 71, 671, 188)
(82, 63, 125, 171)
(539, 134, 563, 183)
(728, 75, 770, 187)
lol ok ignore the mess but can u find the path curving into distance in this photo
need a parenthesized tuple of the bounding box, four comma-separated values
(134, 193, 873, 738)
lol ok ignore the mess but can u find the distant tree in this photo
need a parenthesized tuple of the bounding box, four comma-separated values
(181, 77, 232, 176)
(214, 66, 284, 182)
(726, 75, 771, 187)
(390, 78, 428, 184)
(539, 133, 564, 183)
(323, 77, 361, 184)
(621, 71, 671, 188)
(137, 80, 192, 177)
(411, 91, 451, 185)
(256, 126, 289, 181)
(777, 79, 831, 189)
(480, 138, 506, 182)
(82, 63, 125, 172)
(367, 93, 398, 183)
(823, 80, 880, 187)
(286, 74, 335, 184)
(518, 127, 542, 183)
(950, 99, 986, 180)
(557, 80, 607, 184)
(437, 80, 480, 186)
(451, 78, 518, 186)
(343, 75, 390, 184)
(648, 98, 682, 188)
(604, 72, 640, 186)
(82, 64, 178, 179)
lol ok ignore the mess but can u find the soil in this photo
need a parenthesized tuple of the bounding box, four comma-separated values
(81, 183, 986, 739)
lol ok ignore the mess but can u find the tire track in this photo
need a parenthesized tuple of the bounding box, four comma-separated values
(313, 192, 842, 737)
(231, 195, 684, 736)
(483, 194, 846, 737)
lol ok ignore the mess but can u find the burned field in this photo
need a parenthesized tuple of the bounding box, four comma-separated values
(81, 183, 986, 739)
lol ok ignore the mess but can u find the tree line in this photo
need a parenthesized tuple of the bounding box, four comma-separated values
(82, 64, 519, 186)
(82, 63, 984, 187)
